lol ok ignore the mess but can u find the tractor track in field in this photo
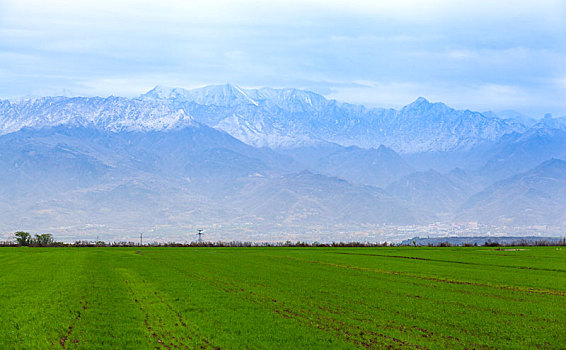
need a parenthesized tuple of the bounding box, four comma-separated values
(153, 291, 219, 350)
(145, 253, 502, 349)
(59, 298, 88, 348)
(124, 279, 174, 349)
(313, 275, 564, 345)
(268, 254, 566, 297)
(124, 274, 218, 350)
(324, 302, 492, 348)
(142, 253, 563, 349)
(395, 289, 565, 326)
(159, 259, 442, 349)
(273, 304, 430, 349)
(331, 251, 566, 273)
(306, 294, 495, 349)
(158, 252, 566, 348)
(206, 256, 563, 329)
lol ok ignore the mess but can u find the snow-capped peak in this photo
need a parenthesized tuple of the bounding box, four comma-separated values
(141, 83, 260, 108)
(0, 85, 527, 153)
(142, 85, 177, 99)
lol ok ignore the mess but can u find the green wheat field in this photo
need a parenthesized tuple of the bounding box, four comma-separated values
(0, 247, 564, 349)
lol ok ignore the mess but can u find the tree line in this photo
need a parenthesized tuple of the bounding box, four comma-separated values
(13, 231, 58, 247)
(1, 232, 565, 248)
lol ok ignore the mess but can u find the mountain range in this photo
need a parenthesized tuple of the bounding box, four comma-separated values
(1, 84, 565, 241)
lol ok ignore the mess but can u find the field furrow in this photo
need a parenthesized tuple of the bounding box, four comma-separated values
(0, 247, 564, 349)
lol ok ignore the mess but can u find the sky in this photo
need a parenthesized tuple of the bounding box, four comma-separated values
(1, 0, 565, 116)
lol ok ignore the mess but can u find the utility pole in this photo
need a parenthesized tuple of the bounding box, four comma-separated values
(140, 232, 143, 246)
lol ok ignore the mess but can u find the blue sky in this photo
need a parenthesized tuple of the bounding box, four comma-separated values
(1, 0, 565, 116)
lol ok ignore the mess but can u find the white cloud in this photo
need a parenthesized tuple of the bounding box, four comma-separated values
(1, 0, 565, 115)
(6, 0, 564, 28)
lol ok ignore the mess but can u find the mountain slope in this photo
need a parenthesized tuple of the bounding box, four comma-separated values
(386, 169, 479, 214)
(0, 124, 432, 238)
(229, 171, 435, 225)
(479, 126, 566, 181)
(281, 144, 414, 188)
(0, 96, 194, 135)
(1, 86, 524, 153)
(139, 85, 524, 152)
(2, 84, 560, 240)
(457, 159, 566, 225)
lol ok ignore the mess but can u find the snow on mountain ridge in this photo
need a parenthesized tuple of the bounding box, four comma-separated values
(0, 85, 527, 152)
(142, 86, 523, 151)
(142, 84, 260, 108)
(141, 84, 329, 111)
(0, 96, 195, 135)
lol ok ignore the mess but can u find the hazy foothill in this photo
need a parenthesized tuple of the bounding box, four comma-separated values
(1, 85, 566, 242)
